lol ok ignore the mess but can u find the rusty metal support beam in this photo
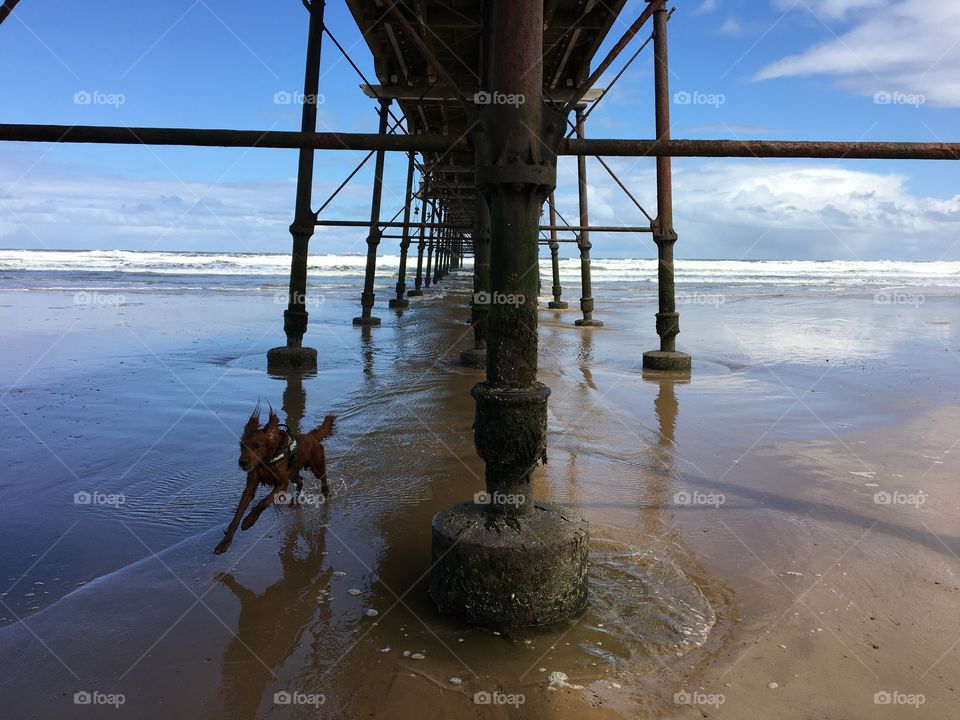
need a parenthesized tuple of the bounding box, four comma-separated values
(352, 98, 391, 327)
(547, 192, 568, 310)
(574, 107, 602, 328)
(643, 0, 690, 372)
(267, 0, 326, 372)
(0, 0, 21, 26)
(409, 184, 430, 296)
(2, 124, 957, 160)
(389, 151, 417, 309)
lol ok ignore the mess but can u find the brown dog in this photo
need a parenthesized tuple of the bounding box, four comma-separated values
(213, 408, 335, 555)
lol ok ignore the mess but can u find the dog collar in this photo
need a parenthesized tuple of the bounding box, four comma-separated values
(266, 437, 297, 465)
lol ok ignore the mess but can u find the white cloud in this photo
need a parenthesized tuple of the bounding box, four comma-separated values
(695, 0, 718, 14)
(555, 157, 960, 259)
(758, 1, 960, 107)
(718, 18, 743, 35)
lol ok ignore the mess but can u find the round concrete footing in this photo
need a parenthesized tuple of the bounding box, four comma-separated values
(407, 290, 423, 297)
(459, 347, 486, 369)
(643, 350, 692, 372)
(430, 501, 589, 629)
(388, 298, 409, 309)
(575, 318, 603, 327)
(548, 301, 569, 310)
(266, 346, 317, 372)
(352, 316, 381, 326)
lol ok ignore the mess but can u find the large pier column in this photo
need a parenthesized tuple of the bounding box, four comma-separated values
(547, 192, 568, 309)
(573, 106, 603, 327)
(408, 183, 428, 296)
(430, 0, 589, 629)
(459, 194, 491, 369)
(267, 0, 325, 371)
(643, 1, 691, 371)
(353, 98, 391, 327)
(390, 151, 417, 309)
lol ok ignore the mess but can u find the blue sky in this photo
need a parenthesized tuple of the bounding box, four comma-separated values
(0, 0, 957, 260)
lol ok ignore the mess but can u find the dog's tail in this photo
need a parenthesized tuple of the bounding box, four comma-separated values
(308, 414, 336, 440)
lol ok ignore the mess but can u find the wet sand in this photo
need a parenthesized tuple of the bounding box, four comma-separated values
(0, 272, 958, 718)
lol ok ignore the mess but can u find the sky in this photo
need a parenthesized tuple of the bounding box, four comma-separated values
(0, 0, 957, 261)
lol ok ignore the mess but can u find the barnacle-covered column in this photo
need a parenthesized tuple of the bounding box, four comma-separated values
(430, 0, 589, 629)
(459, 194, 491, 369)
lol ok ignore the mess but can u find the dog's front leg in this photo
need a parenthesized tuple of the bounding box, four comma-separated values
(240, 483, 286, 531)
(214, 479, 258, 554)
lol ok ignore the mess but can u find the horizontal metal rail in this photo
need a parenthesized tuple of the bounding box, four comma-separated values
(316, 219, 651, 233)
(0, 124, 956, 160)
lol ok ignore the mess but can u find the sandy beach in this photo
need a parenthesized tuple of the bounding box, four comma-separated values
(0, 261, 958, 719)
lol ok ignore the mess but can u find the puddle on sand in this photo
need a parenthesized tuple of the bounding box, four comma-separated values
(495, 535, 716, 683)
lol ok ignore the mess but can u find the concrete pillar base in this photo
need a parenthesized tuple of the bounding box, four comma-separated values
(407, 289, 424, 297)
(575, 318, 604, 327)
(352, 316, 381, 327)
(266, 346, 318, 372)
(388, 298, 409, 309)
(459, 347, 486, 369)
(643, 350, 692, 372)
(430, 501, 589, 629)
(548, 301, 569, 310)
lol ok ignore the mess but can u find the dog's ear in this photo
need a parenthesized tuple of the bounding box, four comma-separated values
(265, 411, 280, 437)
(243, 409, 260, 434)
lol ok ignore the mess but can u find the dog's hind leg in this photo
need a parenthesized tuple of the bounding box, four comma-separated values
(214, 479, 258, 554)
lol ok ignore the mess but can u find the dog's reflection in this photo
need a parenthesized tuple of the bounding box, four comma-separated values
(216, 518, 332, 719)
